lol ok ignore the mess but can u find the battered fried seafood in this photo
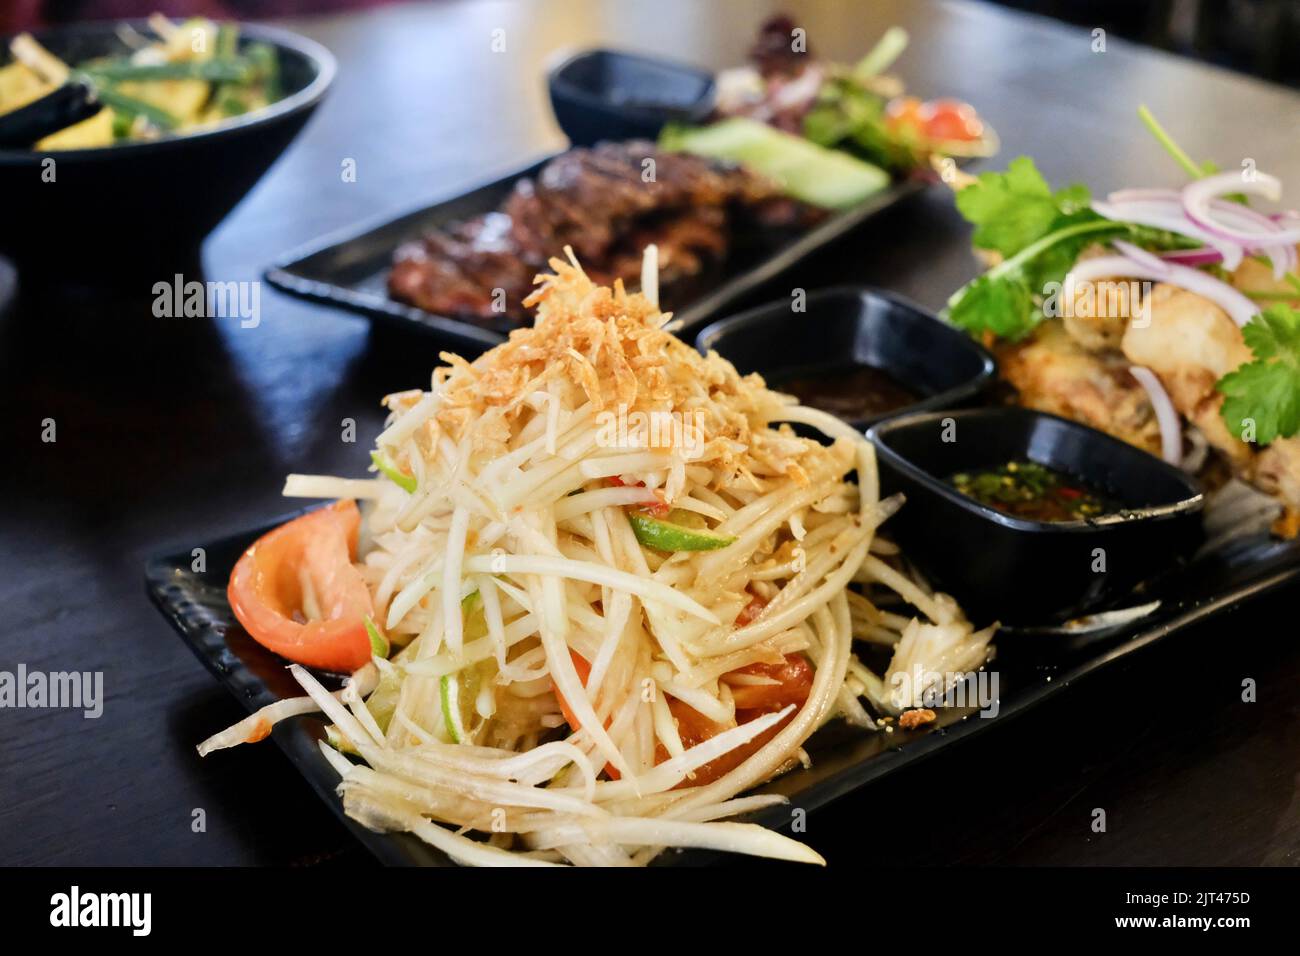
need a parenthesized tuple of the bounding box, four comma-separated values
(948, 115, 1300, 537)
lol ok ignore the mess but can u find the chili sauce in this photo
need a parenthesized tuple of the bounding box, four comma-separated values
(949, 460, 1118, 522)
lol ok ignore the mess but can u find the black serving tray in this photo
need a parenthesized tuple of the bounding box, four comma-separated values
(147, 510, 1300, 866)
(264, 152, 930, 355)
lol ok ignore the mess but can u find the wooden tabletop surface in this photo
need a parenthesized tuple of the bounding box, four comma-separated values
(2, 0, 1298, 866)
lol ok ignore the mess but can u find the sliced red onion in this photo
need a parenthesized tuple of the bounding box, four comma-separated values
(1181, 426, 1209, 475)
(1112, 239, 1169, 274)
(1091, 197, 1244, 270)
(1109, 187, 1183, 204)
(1276, 245, 1295, 278)
(1098, 187, 1296, 277)
(1066, 253, 1259, 327)
(1129, 366, 1182, 467)
(1159, 246, 1224, 267)
(1183, 171, 1300, 245)
(1210, 196, 1282, 232)
(1204, 197, 1294, 278)
(1269, 213, 1300, 275)
(1275, 244, 1296, 277)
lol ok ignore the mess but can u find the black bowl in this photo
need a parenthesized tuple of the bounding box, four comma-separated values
(867, 407, 1205, 625)
(548, 48, 715, 147)
(0, 21, 335, 284)
(694, 286, 997, 429)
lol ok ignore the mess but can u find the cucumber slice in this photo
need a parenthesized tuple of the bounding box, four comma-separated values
(660, 117, 889, 209)
(629, 509, 736, 552)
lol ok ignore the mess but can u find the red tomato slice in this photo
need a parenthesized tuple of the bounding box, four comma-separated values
(884, 95, 925, 136)
(726, 655, 815, 712)
(668, 697, 796, 787)
(227, 499, 375, 673)
(887, 96, 983, 144)
(554, 649, 594, 733)
(552, 650, 627, 780)
(919, 98, 983, 143)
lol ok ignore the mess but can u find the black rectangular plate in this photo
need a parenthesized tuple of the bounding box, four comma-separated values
(264, 152, 928, 354)
(148, 513, 1300, 866)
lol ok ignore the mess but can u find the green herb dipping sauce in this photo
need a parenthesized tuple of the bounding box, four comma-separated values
(949, 460, 1118, 522)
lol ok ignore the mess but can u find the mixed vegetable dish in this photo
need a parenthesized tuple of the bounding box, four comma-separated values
(0, 14, 282, 149)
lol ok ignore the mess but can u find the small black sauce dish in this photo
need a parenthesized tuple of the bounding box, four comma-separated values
(867, 407, 1205, 625)
(694, 286, 997, 430)
(548, 48, 715, 146)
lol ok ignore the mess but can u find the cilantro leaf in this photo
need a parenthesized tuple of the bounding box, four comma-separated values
(946, 217, 1122, 342)
(1217, 305, 1300, 444)
(954, 157, 1092, 257)
(945, 157, 1200, 343)
(947, 272, 1036, 341)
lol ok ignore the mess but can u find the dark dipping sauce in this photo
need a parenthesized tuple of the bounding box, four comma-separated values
(773, 364, 919, 421)
(950, 460, 1119, 522)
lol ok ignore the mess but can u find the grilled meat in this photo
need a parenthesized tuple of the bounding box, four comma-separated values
(389, 142, 819, 325)
(389, 212, 530, 323)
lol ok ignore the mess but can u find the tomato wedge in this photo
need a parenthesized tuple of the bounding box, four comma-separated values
(885, 96, 983, 144)
(554, 649, 595, 734)
(919, 98, 983, 143)
(552, 650, 626, 780)
(727, 656, 814, 712)
(884, 95, 926, 136)
(227, 499, 375, 673)
(669, 655, 812, 785)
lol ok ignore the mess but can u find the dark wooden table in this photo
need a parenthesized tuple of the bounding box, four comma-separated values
(3, 0, 1298, 867)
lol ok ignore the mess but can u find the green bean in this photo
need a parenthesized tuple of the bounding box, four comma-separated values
(81, 58, 255, 84)
(216, 23, 239, 60)
(247, 43, 280, 101)
(73, 74, 179, 130)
